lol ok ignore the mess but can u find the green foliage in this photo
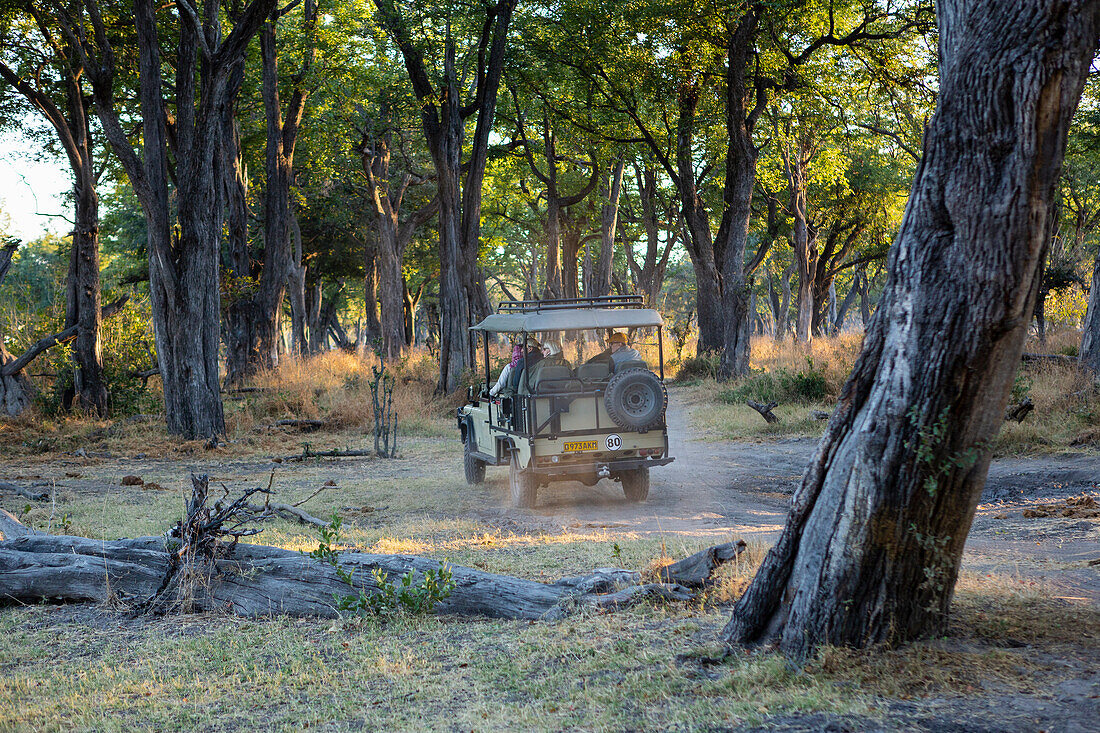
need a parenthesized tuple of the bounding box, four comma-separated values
(676, 353, 720, 381)
(307, 512, 454, 617)
(905, 406, 984, 498)
(1010, 372, 1033, 404)
(719, 358, 828, 404)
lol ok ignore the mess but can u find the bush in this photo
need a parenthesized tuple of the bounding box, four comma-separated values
(718, 358, 829, 404)
(675, 352, 720, 381)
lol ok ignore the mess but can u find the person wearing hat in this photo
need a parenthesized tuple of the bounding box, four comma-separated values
(607, 331, 641, 371)
(586, 330, 639, 370)
(508, 336, 545, 393)
(523, 338, 569, 392)
(490, 342, 524, 397)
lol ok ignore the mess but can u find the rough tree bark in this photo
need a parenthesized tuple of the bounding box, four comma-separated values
(1082, 252, 1100, 375)
(722, 0, 1099, 660)
(0, 15, 107, 414)
(374, 0, 517, 392)
(360, 123, 438, 360)
(715, 9, 766, 379)
(70, 0, 275, 437)
(589, 156, 626, 298)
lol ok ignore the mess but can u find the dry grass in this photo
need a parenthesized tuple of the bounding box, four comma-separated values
(688, 331, 1100, 454)
(0, 535, 1094, 731)
(0, 350, 454, 459)
(230, 349, 449, 436)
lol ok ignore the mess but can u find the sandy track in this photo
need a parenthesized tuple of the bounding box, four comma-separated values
(507, 389, 1100, 604)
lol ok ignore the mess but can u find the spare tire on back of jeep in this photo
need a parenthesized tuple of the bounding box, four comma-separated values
(605, 368, 667, 431)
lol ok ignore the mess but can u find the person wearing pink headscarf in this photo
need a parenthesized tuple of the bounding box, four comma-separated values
(490, 343, 525, 396)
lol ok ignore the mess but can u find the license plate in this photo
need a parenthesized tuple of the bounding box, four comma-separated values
(563, 440, 598, 452)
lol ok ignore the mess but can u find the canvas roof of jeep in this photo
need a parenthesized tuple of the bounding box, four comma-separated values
(470, 295, 663, 333)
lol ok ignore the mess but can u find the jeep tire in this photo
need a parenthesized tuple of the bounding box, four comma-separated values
(463, 433, 486, 485)
(509, 452, 537, 508)
(605, 368, 667, 431)
(619, 467, 650, 502)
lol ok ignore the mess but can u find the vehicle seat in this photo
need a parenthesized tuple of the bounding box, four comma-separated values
(533, 365, 582, 393)
(614, 359, 649, 372)
(576, 362, 611, 382)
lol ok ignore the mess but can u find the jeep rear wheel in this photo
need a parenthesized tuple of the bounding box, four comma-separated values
(509, 452, 537, 508)
(463, 435, 486, 485)
(619, 467, 650, 502)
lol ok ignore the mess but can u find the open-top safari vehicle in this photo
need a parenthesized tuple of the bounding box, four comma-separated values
(457, 296, 673, 507)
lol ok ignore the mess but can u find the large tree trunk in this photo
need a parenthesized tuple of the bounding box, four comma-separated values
(377, 227, 406, 359)
(0, 35, 107, 415)
(137, 0, 225, 439)
(66, 147, 107, 414)
(673, 81, 724, 354)
(560, 213, 586, 301)
(1082, 252, 1100, 375)
(716, 13, 762, 379)
(591, 157, 625, 298)
(723, 0, 1098, 661)
(375, 0, 516, 392)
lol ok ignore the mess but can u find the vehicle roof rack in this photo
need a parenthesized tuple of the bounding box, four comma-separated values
(496, 295, 644, 313)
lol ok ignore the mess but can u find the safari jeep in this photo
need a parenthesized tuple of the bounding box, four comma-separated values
(457, 296, 673, 507)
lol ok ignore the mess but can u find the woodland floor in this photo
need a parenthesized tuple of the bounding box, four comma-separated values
(0, 387, 1098, 731)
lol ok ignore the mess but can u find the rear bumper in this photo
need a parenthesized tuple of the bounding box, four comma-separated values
(532, 456, 673, 478)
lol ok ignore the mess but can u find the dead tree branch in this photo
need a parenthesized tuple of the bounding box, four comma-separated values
(746, 400, 780, 424)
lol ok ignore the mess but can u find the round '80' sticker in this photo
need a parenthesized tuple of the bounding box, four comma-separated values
(605, 434, 622, 451)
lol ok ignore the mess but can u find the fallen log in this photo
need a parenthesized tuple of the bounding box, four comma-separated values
(0, 481, 49, 502)
(1004, 397, 1035, 423)
(746, 400, 780, 424)
(0, 518, 745, 620)
(0, 509, 41, 540)
(278, 447, 376, 462)
(270, 419, 326, 432)
(1021, 353, 1078, 365)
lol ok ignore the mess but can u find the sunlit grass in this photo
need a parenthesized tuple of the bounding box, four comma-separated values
(1, 565, 1095, 732)
(687, 330, 1100, 454)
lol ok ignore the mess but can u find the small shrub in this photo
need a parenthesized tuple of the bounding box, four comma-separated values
(719, 358, 829, 404)
(306, 513, 454, 617)
(676, 352, 720, 381)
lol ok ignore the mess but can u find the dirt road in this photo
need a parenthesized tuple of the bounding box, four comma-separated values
(513, 389, 1100, 605)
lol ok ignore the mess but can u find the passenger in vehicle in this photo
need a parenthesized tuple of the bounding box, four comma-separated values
(508, 337, 544, 392)
(585, 331, 617, 367)
(490, 343, 524, 397)
(608, 332, 641, 371)
(524, 339, 570, 391)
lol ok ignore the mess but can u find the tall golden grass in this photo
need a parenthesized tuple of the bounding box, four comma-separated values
(229, 349, 452, 436)
(687, 328, 1099, 453)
